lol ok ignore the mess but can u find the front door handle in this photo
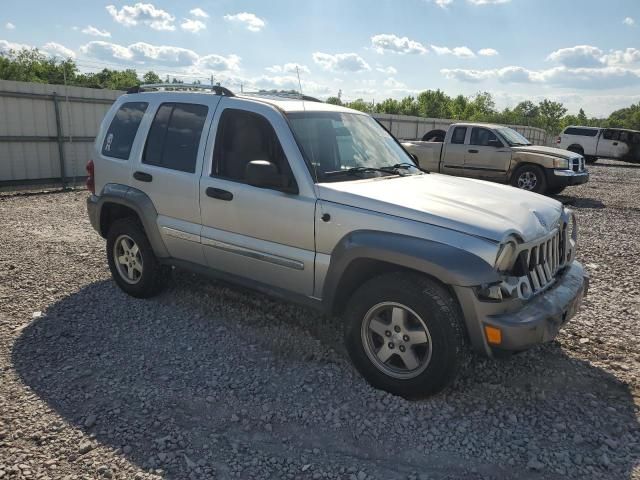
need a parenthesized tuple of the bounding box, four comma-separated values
(206, 187, 233, 201)
(468, 149, 479, 153)
(133, 171, 153, 182)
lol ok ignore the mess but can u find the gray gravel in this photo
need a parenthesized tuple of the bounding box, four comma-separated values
(1, 159, 639, 480)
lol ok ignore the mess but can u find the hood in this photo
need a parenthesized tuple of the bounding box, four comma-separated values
(318, 174, 563, 243)
(512, 145, 581, 160)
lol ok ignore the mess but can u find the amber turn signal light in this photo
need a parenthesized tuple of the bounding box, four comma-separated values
(484, 325, 502, 345)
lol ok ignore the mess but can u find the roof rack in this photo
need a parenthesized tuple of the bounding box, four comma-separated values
(126, 83, 235, 96)
(241, 91, 323, 103)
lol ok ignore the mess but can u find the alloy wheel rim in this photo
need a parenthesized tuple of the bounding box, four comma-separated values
(517, 171, 538, 190)
(114, 234, 143, 284)
(361, 302, 433, 379)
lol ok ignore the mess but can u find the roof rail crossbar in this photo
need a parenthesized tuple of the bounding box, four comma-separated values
(242, 91, 322, 103)
(126, 83, 234, 96)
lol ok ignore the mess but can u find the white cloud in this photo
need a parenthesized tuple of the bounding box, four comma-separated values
(42, 42, 76, 59)
(244, 75, 331, 95)
(81, 25, 111, 37)
(603, 48, 640, 66)
(547, 45, 604, 68)
(181, 18, 205, 33)
(376, 65, 398, 75)
(313, 52, 371, 72)
(106, 3, 175, 31)
(5, 22, 15, 30)
(190, 8, 209, 18)
(431, 45, 476, 58)
(80, 40, 240, 71)
(0, 39, 31, 53)
(434, 0, 453, 7)
(265, 63, 310, 74)
(623, 17, 635, 26)
(442, 64, 640, 89)
(383, 77, 406, 89)
(223, 12, 265, 32)
(478, 48, 499, 56)
(371, 34, 427, 55)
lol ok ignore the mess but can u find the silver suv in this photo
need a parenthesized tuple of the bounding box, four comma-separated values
(86, 84, 588, 396)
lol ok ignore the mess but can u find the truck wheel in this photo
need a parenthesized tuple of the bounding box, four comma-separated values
(585, 156, 598, 165)
(511, 165, 547, 194)
(344, 272, 466, 397)
(567, 145, 584, 156)
(106, 217, 170, 298)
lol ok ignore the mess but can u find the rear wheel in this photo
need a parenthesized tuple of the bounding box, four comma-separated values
(567, 145, 584, 157)
(585, 156, 598, 165)
(344, 272, 466, 397)
(106, 217, 170, 298)
(511, 164, 548, 194)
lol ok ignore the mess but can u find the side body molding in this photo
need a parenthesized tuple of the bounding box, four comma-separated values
(322, 230, 500, 310)
(94, 183, 170, 258)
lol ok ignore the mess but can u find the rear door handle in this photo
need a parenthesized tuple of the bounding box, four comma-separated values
(133, 171, 152, 182)
(468, 149, 479, 153)
(206, 187, 233, 201)
(612, 142, 619, 146)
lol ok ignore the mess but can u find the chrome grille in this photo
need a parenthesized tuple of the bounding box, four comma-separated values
(572, 157, 585, 172)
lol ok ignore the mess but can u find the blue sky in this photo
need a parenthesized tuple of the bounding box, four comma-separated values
(1, 0, 639, 116)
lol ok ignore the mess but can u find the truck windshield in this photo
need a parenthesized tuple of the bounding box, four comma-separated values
(287, 111, 420, 182)
(496, 127, 532, 146)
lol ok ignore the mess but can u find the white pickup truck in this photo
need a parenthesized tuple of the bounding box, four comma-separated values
(402, 123, 589, 195)
(556, 125, 640, 164)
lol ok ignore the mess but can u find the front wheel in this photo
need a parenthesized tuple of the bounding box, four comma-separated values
(511, 164, 548, 194)
(585, 156, 598, 165)
(344, 272, 467, 397)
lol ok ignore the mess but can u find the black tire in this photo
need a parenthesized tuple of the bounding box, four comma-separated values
(567, 145, 584, 156)
(510, 164, 548, 194)
(585, 156, 598, 165)
(344, 272, 467, 397)
(106, 217, 170, 298)
(422, 129, 446, 142)
(547, 186, 566, 195)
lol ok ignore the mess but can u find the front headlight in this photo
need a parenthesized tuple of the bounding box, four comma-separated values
(553, 158, 570, 169)
(494, 237, 518, 272)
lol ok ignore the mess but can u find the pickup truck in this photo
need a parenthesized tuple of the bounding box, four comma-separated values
(557, 125, 640, 165)
(402, 123, 589, 195)
(87, 88, 587, 397)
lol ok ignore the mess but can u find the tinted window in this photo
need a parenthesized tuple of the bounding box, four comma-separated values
(619, 131, 629, 142)
(143, 103, 208, 173)
(602, 129, 620, 141)
(564, 127, 598, 137)
(470, 127, 500, 146)
(213, 109, 292, 184)
(451, 127, 467, 144)
(102, 102, 148, 160)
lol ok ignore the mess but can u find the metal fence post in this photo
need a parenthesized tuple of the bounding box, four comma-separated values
(52, 92, 67, 188)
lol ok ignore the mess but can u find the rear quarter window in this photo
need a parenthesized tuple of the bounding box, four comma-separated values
(102, 102, 148, 160)
(564, 127, 598, 137)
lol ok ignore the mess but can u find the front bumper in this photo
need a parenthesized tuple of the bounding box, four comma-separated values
(455, 261, 589, 356)
(548, 169, 589, 188)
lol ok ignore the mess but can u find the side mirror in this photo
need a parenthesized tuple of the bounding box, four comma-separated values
(488, 138, 503, 148)
(245, 160, 298, 194)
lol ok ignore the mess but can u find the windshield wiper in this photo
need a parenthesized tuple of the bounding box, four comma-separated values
(323, 166, 400, 177)
(383, 162, 430, 174)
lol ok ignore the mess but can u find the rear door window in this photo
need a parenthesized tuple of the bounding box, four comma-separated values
(451, 127, 467, 144)
(101, 102, 148, 160)
(602, 129, 621, 141)
(143, 103, 208, 173)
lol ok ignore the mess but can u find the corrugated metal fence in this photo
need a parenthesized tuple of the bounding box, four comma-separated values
(0, 80, 551, 187)
(0, 80, 120, 187)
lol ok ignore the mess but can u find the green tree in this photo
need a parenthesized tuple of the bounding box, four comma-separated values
(142, 71, 162, 84)
(416, 89, 452, 118)
(538, 99, 567, 134)
(374, 98, 400, 114)
(325, 96, 342, 105)
(346, 98, 373, 113)
(0, 48, 77, 85)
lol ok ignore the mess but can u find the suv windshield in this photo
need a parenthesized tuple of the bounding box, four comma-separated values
(496, 127, 532, 146)
(287, 111, 420, 182)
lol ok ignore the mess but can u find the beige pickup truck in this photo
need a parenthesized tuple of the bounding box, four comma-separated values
(402, 123, 589, 195)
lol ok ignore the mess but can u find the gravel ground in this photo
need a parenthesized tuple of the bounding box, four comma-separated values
(1, 160, 639, 480)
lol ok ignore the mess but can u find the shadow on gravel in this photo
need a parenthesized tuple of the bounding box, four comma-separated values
(589, 162, 640, 169)
(12, 277, 640, 479)
(557, 196, 605, 209)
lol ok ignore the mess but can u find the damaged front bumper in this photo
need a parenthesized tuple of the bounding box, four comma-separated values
(454, 261, 589, 357)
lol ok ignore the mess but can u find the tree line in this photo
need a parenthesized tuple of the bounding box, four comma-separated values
(2, 47, 639, 134)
